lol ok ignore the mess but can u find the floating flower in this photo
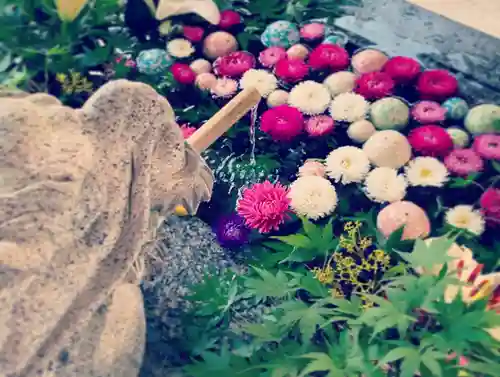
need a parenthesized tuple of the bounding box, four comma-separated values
(480, 188, 500, 227)
(167, 38, 195, 58)
(136, 49, 173, 75)
(190, 59, 212, 75)
(323, 71, 356, 97)
(347, 120, 376, 143)
(300, 22, 325, 40)
(240, 69, 278, 97)
(443, 97, 469, 120)
(464, 104, 500, 135)
(213, 51, 256, 77)
(325, 146, 371, 184)
(329, 92, 369, 123)
(218, 9, 242, 29)
(260, 105, 304, 141)
(288, 176, 338, 219)
(171, 63, 196, 84)
(298, 159, 326, 178)
(355, 72, 395, 100)
(214, 213, 250, 248)
(259, 46, 287, 68)
(308, 44, 350, 71)
(288, 81, 331, 115)
(305, 115, 335, 137)
(405, 157, 448, 187)
(411, 101, 447, 124)
(377, 201, 431, 240)
(261, 20, 300, 48)
(408, 125, 454, 157)
(195, 72, 217, 90)
(203, 31, 238, 59)
(287, 44, 309, 60)
(445, 205, 485, 236)
(180, 124, 196, 139)
(210, 77, 238, 98)
(446, 127, 470, 148)
(417, 69, 458, 101)
(370, 97, 410, 130)
(364, 167, 407, 203)
(352, 49, 389, 75)
(363, 130, 412, 169)
(182, 25, 205, 42)
(267, 90, 289, 107)
(382, 56, 421, 84)
(275, 58, 309, 83)
(473, 134, 500, 160)
(236, 181, 291, 233)
(444, 149, 484, 176)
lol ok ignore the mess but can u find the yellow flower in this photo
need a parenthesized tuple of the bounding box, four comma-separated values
(174, 205, 189, 216)
(57, 71, 93, 95)
(55, 0, 89, 22)
(359, 236, 372, 250)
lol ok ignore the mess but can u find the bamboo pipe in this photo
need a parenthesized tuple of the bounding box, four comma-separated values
(187, 87, 262, 153)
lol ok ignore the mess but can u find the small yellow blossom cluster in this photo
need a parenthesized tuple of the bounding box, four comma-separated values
(56, 71, 93, 95)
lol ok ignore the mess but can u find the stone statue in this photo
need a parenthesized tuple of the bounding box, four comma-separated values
(0, 80, 214, 377)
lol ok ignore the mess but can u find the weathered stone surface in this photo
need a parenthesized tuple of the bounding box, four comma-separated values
(0, 80, 213, 377)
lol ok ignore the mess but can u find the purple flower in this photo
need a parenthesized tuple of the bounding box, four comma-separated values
(214, 213, 250, 248)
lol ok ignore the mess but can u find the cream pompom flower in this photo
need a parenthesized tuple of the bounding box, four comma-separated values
(166, 38, 195, 58)
(329, 92, 369, 122)
(405, 157, 449, 187)
(325, 146, 371, 184)
(287, 80, 331, 115)
(364, 167, 407, 203)
(445, 205, 485, 236)
(240, 69, 278, 98)
(288, 176, 338, 219)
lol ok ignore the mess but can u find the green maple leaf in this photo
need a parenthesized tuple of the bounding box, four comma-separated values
(245, 267, 300, 300)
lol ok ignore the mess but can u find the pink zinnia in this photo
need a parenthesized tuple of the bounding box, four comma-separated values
(213, 51, 256, 77)
(411, 101, 447, 123)
(183, 26, 205, 42)
(171, 63, 196, 84)
(260, 105, 304, 141)
(417, 69, 458, 101)
(473, 134, 500, 160)
(408, 125, 454, 157)
(355, 72, 395, 100)
(180, 124, 196, 139)
(304, 115, 335, 137)
(383, 56, 421, 84)
(308, 44, 350, 71)
(259, 46, 287, 68)
(274, 58, 309, 83)
(236, 181, 291, 233)
(480, 188, 500, 227)
(444, 149, 484, 176)
(300, 23, 325, 40)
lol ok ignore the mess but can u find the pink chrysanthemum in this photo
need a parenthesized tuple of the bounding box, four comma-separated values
(300, 23, 325, 40)
(480, 188, 500, 227)
(236, 181, 291, 233)
(260, 105, 304, 141)
(472, 134, 500, 160)
(304, 115, 335, 137)
(213, 51, 256, 77)
(180, 124, 196, 139)
(444, 149, 484, 176)
(382, 56, 421, 84)
(417, 69, 458, 101)
(308, 44, 350, 71)
(259, 46, 287, 68)
(275, 58, 309, 83)
(412, 101, 447, 123)
(408, 125, 454, 157)
(355, 72, 395, 100)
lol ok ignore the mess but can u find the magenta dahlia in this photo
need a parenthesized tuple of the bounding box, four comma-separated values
(408, 125, 454, 157)
(417, 69, 458, 101)
(444, 149, 484, 176)
(259, 46, 287, 68)
(171, 63, 196, 84)
(218, 9, 242, 29)
(411, 101, 447, 124)
(213, 51, 256, 77)
(275, 58, 309, 83)
(236, 181, 291, 233)
(480, 188, 500, 227)
(305, 115, 335, 137)
(308, 44, 350, 71)
(382, 56, 421, 84)
(473, 134, 500, 160)
(182, 26, 205, 43)
(260, 105, 304, 141)
(355, 72, 395, 100)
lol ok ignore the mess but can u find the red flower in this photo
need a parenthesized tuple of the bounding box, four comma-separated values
(355, 72, 395, 100)
(408, 125, 453, 157)
(305, 115, 335, 137)
(444, 149, 484, 176)
(213, 51, 256, 77)
(259, 46, 287, 68)
(308, 44, 349, 71)
(473, 134, 500, 160)
(180, 124, 196, 139)
(411, 101, 446, 123)
(183, 26, 205, 43)
(383, 56, 421, 84)
(236, 181, 291, 233)
(260, 105, 304, 141)
(274, 58, 309, 83)
(480, 188, 500, 227)
(218, 10, 241, 29)
(171, 63, 196, 84)
(417, 69, 458, 101)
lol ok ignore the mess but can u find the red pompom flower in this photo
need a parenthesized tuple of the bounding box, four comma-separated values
(308, 44, 349, 71)
(408, 124, 454, 157)
(355, 72, 395, 100)
(417, 69, 458, 101)
(182, 25, 205, 42)
(473, 134, 500, 160)
(218, 9, 242, 29)
(213, 51, 256, 77)
(171, 63, 196, 84)
(383, 56, 421, 84)
(275, 58, 309, 83)
(480, 188, 500, 227)
(260, 105, 304, 141)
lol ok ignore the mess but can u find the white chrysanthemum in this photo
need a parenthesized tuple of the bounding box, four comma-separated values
(347, 120, 376, 143)
(364, 167, 407, 203)
(405, 157, 449, 187)
(445, 205, 485, 236)
(166, 38, 195, 58)
(325, 146, 371, 184)
(287, 81, 331, 115)
(267, 90, 289, 107)
(239, 69, 278, 98)
(288, 176, 338, 219)
(323, 71, 356, 97)
(329, 92, 369, 122)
